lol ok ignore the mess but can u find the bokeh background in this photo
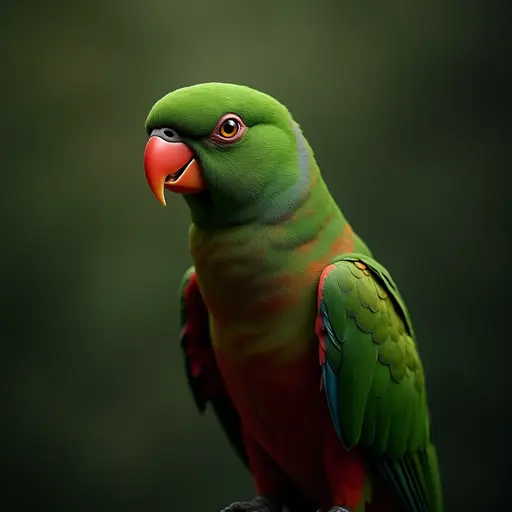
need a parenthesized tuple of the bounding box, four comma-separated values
(2, 1, 509, 510)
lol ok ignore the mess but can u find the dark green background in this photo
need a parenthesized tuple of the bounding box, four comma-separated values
(2, 1, 509, 510)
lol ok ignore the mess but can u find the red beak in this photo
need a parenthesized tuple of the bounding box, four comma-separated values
(143, 136, 206, 206)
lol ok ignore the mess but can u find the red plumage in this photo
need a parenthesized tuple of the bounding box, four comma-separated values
(181, 271, 396, 512)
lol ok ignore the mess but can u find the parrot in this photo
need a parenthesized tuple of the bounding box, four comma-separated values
(142, 82, 444, 512)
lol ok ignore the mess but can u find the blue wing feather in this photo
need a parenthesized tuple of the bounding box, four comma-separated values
(322, 363, 345, 445)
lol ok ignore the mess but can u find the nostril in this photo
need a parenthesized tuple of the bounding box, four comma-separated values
(150, 127, 180, 142)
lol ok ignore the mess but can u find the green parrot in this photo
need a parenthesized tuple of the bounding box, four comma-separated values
(143, 83, 443, 512)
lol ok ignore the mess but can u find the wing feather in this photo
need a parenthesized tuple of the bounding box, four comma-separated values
(316, 254, 443, 512)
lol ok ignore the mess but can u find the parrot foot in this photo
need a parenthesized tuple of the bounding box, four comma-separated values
(327, 508, 350, 512)
(220, 495, 280, 512)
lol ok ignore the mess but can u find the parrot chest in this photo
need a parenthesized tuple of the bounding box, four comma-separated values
(189, 223, 311, 330)
(212, 323, 332, 503)
(191, 224, 329, 489)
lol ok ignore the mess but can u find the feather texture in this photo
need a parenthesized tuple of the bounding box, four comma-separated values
(316, 254, 443, 512)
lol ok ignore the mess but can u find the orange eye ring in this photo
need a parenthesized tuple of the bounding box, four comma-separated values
(218, 118, 240, 139)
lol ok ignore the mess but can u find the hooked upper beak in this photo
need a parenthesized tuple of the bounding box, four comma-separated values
(143, 129, 206, 206)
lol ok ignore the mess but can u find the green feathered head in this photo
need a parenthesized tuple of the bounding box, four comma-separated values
(143, 82, 314, 227)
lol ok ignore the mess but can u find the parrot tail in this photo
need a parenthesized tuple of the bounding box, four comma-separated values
(420, 443, 443, 512)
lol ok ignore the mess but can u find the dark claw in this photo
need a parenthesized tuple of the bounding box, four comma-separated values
(221, 496, 280, 512)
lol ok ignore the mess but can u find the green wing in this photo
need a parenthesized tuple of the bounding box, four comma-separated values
(316, 253, 443, 512)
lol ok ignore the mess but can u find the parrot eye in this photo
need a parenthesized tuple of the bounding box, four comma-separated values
(219, 119, 239, 138)
(211, 114, 245, 143)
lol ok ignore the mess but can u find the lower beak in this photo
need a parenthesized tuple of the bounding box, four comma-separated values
(143, 136, 206, 206)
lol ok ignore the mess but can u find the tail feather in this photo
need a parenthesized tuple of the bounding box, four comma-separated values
(371, 442, 443, 512)
(420, 444, 443, 512)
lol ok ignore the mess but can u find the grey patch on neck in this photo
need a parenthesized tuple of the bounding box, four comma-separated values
(294, 122, 311, 182)
(260, 121, 312, 224)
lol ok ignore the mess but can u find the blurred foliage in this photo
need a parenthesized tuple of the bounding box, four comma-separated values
(1, 0, 509, 510)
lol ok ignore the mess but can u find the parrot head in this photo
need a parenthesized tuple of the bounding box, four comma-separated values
(143, 82, 313, 227)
